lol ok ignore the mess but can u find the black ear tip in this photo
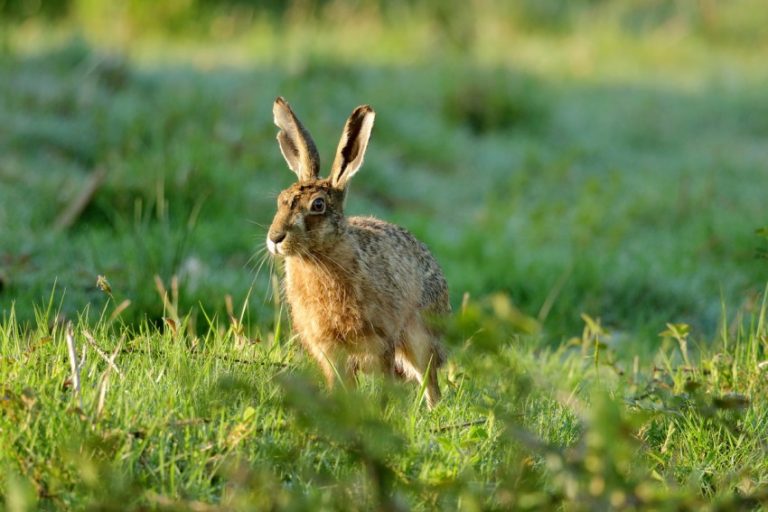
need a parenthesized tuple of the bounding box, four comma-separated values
(275, 96, 287, 106)
(353, 105, 374, 116)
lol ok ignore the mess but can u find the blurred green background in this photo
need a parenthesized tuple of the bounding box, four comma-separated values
(1, 0, 767, 349)
(2, 2, 768, 510)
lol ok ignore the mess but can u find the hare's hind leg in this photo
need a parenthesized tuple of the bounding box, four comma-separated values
(426, 353, 441, 406)
(397, 320, 442, 409)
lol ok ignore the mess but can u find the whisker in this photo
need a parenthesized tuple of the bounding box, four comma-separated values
(247, 219, 270, 229)
(245, 249, 264, 270)
(252, 254, 269, 281)
(266, 256, 278, 303)
(246, 245, 269, 268)
(309, 248, 354, 282)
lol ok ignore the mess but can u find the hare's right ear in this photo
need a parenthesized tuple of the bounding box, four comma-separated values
(329, 105, 375, 190)
(273, 97, 320, 182)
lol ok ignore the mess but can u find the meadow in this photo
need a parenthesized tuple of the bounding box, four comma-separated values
(1, 1, 768, 509)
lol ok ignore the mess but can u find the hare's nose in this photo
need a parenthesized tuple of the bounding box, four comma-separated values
(269, 231, 286, 244)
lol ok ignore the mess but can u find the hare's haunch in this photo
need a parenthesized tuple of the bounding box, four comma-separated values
(267, 97, 450, 408)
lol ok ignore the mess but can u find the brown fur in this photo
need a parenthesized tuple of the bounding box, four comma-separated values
(267, 98, 450, 408)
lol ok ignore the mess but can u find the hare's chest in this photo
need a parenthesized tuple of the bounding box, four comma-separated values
(284, 262, 365, 343)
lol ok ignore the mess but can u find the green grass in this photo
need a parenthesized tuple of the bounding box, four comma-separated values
(2, 289, 767, 509)
(2, 1, 768, 509)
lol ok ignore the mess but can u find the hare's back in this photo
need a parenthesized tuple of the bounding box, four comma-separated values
(348, 216, 450, 314)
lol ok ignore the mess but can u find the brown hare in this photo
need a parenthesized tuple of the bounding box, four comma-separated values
(266, 97, 450, 408)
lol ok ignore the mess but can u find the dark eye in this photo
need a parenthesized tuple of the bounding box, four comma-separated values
(310, 197, 325, 213)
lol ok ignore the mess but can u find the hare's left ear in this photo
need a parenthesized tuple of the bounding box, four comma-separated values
(273, 97, 321, 182)
(329, 105, 375, 190)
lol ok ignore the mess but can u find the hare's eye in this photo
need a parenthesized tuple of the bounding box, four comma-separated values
(310, 197, 325, 213)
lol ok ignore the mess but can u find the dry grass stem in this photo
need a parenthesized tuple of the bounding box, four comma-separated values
(83, 330, 124, 379)
(65, 323, 83, 408)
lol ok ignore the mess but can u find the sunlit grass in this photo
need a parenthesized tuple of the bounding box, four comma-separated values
(1, 286, 767, 509)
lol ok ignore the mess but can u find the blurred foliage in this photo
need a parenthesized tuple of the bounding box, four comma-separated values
(2, 0, 768, 47)
(0, 0, 70, 20)
(758, 228, 768, 261)
(1, 29, 767, 337)
(443, 69, 549, 135)
(1, 293, 767, 509)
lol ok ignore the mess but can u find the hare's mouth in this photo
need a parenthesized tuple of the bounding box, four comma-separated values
(266, 236, 284, 256)
(267, 229, 291, 256)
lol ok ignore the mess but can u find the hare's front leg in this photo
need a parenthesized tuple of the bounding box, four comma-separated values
(304, 342, 337, 389)
(304, 342, 357, 390)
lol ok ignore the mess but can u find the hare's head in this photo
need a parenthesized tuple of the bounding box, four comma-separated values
(267, 97, 375, 257)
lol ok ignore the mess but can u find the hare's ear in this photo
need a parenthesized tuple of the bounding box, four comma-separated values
(329, 105, 375, 190)
(273, 97, 320, 182)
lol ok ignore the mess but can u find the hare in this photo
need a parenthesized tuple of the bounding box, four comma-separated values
(266, 97, 450, 408)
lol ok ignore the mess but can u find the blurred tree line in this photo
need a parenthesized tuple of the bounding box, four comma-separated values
(1, 0, 766, 46)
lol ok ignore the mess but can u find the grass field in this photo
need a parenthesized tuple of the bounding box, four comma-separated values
(2, 1, 768, 509)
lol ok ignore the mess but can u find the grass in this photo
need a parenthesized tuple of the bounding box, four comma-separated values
(2, 288, 767, 509)
(2, 1, 768, 509)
